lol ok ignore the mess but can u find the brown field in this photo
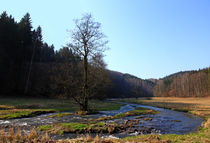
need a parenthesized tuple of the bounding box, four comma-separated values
(127, 97, 210, 119)
(147, 97, 210, 106)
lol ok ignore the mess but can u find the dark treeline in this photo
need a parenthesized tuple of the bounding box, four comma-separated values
(0, 11, 54, 95)
(109, 71, 155, 98)
(154, 68, 210, 97)
(0, 12, 111, 99)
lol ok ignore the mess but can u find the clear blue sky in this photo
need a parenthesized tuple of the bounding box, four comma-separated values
(1, 0, 210, 79)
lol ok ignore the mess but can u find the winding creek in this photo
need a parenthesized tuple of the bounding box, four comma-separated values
(0, 102, 203, 140)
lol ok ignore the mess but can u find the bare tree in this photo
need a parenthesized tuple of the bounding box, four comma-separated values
(67, 14, 108, 111)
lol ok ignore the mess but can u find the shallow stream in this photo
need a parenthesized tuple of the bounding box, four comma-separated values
(0, 102, 203, 139)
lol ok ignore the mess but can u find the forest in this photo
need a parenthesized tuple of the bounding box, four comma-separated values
(154, 68, 210, 97)
(0, 11, 152, 101)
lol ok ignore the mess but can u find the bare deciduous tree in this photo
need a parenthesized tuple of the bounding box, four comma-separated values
(67, 14, 108, 111)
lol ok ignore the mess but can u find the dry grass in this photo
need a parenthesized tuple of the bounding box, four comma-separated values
(142, 97, 210, 108)
(0, 127, 54, 143)
(203, 118, 210, 128)
(122, 97, 210, 119)
(59, 135, 119, 143)
(0, 129, 119, 143)
(151, 97, 210, 119)
(58, 134, 170, 143)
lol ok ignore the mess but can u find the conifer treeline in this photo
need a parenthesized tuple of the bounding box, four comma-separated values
(0, 12, 54, 95)
(154, 68, 210, 97)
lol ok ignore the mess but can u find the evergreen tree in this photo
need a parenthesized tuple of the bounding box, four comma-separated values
(33, 26, 43, 62)
(19, 13, 33, 61)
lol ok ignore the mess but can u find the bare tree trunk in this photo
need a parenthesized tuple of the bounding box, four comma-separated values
(81, 54, 88, 111)
(68, 14, 108, 111)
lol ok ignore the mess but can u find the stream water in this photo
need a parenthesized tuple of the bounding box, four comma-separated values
(0, 102, 203, 140)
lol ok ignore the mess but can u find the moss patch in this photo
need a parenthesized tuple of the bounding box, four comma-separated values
(38, 125, 52, 131)
(0, 109, 55, 119)
(96, 107, 158, 121)
(38, 122, 123, 134)
(48, 112, 74, 118)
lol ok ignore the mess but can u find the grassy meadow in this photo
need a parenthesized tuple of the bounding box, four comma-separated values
(0, 97, 122, 119)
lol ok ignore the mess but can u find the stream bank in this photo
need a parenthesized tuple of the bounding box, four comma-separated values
(0, 102, 203, 140)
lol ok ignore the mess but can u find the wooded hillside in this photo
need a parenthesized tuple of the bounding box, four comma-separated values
(108, 71, 155, 98)
(154, 68, 210, 97)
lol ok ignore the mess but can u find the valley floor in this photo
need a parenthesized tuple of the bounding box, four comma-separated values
(0, 97, 122, 119)
(0, 97, 210, 142)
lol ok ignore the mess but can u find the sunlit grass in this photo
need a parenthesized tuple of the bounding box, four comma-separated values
(0, 109, 55, 119)
(38, 122, 118, 134)
(48, 112, 74, 118)
(95, 107, 158, 121)
(0, 97, 122, 119)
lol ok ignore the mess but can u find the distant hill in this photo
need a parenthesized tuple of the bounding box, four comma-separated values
(108, 68, 210, 98)
(107, 70, 155, 98)
(147, 78, 158, 84)
(159, 71, 191, 80)
(154, 68, 210, 97)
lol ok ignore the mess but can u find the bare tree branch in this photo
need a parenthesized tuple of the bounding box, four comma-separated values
(66, 13, 108, 111)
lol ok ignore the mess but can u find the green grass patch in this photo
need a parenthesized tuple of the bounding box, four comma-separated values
(95, 107, 158, 121)
(61, 123, 89, 131)
(171, 108, 189, 112)
(0, 98, 122, 112)
(0, 97, 122, 120)
(48, 112, 74, 118)
(0, 109, 55, 119)
(38, 122, 119, 134)
(38, 125, 52, 131)
(89, 100, 122, 111)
